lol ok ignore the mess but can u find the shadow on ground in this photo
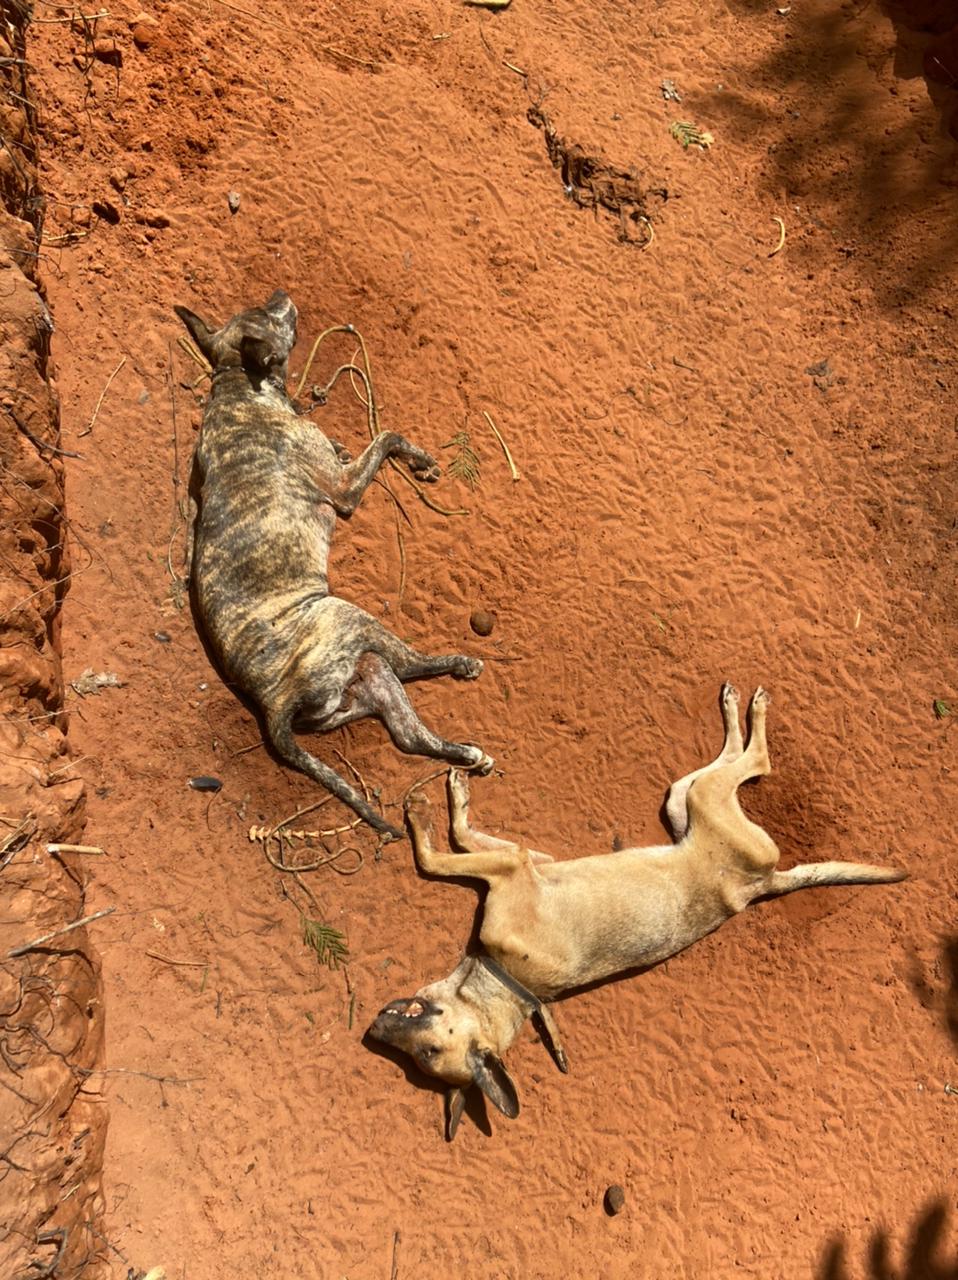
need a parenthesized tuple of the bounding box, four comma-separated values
(709, 0, 958, 306)
(818, 1199, 958, 1280)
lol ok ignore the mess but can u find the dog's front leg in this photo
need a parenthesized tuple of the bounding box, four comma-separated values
(406, 791, 523, 881)
(332, 431, 440, 514)
(448, 769, 553, 863)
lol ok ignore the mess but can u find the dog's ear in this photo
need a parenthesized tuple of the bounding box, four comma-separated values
(446, 1087, 468, 1141)
(263, 289, 297, 325)
(262, 290, 297, 355)
(173, 305, 219, 364)
(467, 1045, 519, 1119)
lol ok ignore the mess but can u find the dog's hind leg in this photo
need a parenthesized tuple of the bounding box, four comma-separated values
(665, 682, 745, 840)
(688, 689, 906, 895)
(362, 622, 484, 684)
(265, 704, 404, 839)
(683, 687, 778, 890)
(326, 655, 493, 773)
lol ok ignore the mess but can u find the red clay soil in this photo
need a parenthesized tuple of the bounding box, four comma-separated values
(0, 5, 104, 1275)
(22, 0, 958, 1275)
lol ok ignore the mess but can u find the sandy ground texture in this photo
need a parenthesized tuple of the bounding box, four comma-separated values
(24, 0, 958, 1276)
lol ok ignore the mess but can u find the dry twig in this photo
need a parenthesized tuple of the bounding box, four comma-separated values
(483, 410, 519, 481)
(8, 905, 115, 958)
(146, 951, 208, 968)
(209, 0, 283, 27)
(79, 356, 125, 437)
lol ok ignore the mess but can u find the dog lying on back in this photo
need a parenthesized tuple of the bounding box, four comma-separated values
(175, 290, 492, 838)
(370, 684, 905, 1136)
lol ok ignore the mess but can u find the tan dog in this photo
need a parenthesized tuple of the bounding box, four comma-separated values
(369, 685, 906, 1136)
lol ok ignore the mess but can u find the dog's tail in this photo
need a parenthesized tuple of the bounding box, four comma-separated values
(266, 714, 403, 840)
(766, 861, 907, 896)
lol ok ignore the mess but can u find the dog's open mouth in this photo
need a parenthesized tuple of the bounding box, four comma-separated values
(378, 997, 429, 1021)
(368, 995, 440, 1045)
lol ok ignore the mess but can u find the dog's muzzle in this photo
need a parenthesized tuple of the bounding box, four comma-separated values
(369, 996, 441, 1045)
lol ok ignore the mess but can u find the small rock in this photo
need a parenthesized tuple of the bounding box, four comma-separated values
(138, 207, 170, 228)
(604, 1185, 626, 1216)
(227, 190, 241, 214)
(131, 13, 159, 48)
(804, 357, 835, 393)
(109, 167, 128, 192)
(188, 775, 222, 793)
(661, 78, 681, 102)
(91, 199, 121, 225)
(72, 206, 92, 229)
(153, 631, 171, 643)
(469, 609, 496, 637)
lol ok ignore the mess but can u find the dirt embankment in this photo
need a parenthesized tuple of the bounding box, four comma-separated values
(0, 3, 105, 1275)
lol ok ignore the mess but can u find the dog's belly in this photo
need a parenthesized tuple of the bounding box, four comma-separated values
(193, 405, 343, 605)
(194, 508, 333, 613)
(192, 427, 340, 687)
(493, 849, 733, 995)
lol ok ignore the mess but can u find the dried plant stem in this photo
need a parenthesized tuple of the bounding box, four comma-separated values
(209, 0, 283, 27)
(33, 9, 109, 20)
(46, 842, 105, 855)
(80, 356, 125, 437)
(293, 324, 358, 400)
(8, 905, 115, 958)
(483, 410, 519, 481)
(768, 215, 786, 257)
(321, 44, 377, 69)
(177, 335, 211, 376)
(146, 951, 209, 968)
(391, 464, 469, 515)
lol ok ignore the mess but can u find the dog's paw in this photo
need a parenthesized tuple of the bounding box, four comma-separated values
(467, 751, 495, 776)
(447, 767, 470, 807)
(409, 459, 441, 484)
(453, 656, 483, 680)
(750, 686, 771, 712)
(720, 682, 740, 711)
(404, 788, 433, 824)
(401, 446, 440, 482)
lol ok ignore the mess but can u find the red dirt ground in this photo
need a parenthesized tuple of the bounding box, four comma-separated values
(26, 0, 958, 1275)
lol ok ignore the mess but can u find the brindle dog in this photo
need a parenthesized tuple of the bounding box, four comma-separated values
(176, 290, 492, 838)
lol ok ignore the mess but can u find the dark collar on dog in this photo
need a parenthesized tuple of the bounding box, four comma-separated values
(477, 954, 541, 1011)
(477, 954, 567, 1073)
